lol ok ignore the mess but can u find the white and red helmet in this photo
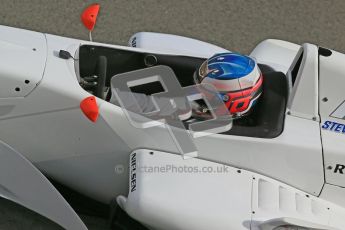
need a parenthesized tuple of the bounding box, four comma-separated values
(196, 53, 263, 118)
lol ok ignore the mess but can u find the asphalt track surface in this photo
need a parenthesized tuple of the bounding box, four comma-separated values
(1, 0, 345, 229)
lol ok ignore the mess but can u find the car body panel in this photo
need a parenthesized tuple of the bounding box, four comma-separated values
(250, 39, 300, 74)
(0, 140, 87, 230)
(287, 44, 319, 121)
(319, 50, 345, 188)
(0, 26, 47, 98)
(120, 150, 345, 230)
(129, 32, 230, 58)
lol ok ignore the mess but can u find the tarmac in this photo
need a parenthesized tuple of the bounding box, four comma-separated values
(1, 0, 345, 229)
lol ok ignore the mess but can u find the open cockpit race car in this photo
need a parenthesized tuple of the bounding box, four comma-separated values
(1, 3, 345, 230)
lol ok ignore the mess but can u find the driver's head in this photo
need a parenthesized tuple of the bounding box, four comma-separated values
(196, 53, 263, 118)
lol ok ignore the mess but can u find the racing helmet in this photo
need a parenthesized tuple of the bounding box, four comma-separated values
(196, 53, 263, 118)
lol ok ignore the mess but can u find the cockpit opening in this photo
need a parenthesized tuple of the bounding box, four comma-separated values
(78, 45, 289, 138)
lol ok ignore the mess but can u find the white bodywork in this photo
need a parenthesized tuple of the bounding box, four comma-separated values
(119, 150, 345, 230)
(250, 39, 300, 74)
(319, 49, 345, 207)
(0, 25, 344, 229)
(129, 32, 229, 57)
(287, 44, 319, 121)
(0, 26, 47, 98)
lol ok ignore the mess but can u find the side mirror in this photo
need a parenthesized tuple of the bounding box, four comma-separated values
(81, 3, 100, 41)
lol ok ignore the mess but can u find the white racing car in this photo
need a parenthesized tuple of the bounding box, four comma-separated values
(1, 4, 345, 230)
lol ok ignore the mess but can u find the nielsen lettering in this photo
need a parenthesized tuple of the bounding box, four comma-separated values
(130, 153, 137, 192)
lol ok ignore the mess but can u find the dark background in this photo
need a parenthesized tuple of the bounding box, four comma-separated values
(0, 0, 344, 229)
